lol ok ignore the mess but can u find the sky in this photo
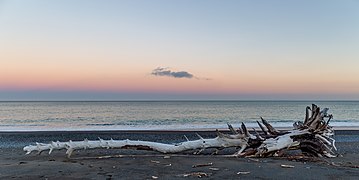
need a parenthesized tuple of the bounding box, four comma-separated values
(0, 0, 359, 100)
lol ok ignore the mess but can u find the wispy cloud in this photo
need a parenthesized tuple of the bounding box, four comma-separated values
(151, 67, 194, 79)
(151, 67, 211, 80)
(151, 67, 211, 81)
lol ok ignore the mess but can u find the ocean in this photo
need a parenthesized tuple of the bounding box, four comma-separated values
(0, 101, 358, 131)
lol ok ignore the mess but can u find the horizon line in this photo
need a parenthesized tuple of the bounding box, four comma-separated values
(1, 100, 359, 102)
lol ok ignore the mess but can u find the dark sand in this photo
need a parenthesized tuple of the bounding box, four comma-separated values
(1, 130, 359, 179)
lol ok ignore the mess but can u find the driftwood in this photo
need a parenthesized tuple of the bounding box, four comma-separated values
(23, 104, 337, 158)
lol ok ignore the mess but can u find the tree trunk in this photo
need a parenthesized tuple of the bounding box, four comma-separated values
(23, 104, 337, 158)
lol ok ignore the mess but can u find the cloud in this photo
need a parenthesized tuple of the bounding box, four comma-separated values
(151, 67, 212, 80)
(151, 67, 194, 79)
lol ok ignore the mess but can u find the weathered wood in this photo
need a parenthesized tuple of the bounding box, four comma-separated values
(304, 106, 310, 124)
(260, 117, 281, 135)
(257, 120, 268, 135)
(241, 122, 251, 138)
(23, 104, 337, 158)
(227, 123, 237, 134)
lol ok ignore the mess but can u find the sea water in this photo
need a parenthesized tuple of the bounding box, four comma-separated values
(0, 101, 358, 131)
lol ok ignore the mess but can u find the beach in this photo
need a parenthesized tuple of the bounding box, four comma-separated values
(1, 130, 359, 179)
(2, 0, 359, 178)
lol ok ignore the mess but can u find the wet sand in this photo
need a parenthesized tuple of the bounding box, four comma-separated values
(1, 130, 359, 179)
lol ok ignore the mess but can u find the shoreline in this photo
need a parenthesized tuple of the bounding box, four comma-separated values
(1, 129, 359, 150)
(1, 130, 359, 179)
(1, 125, 359, 133)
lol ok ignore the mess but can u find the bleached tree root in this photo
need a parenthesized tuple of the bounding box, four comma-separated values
(24, 135, 248, 158)
(24, 104, 337, 158)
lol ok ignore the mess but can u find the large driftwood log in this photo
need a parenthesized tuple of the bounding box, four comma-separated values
(24, 104, 337, 158)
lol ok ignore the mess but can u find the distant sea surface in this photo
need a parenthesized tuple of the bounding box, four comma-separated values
(0, 101, 358, 131)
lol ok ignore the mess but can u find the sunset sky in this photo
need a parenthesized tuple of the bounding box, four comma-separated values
(1, 0, 359, 100)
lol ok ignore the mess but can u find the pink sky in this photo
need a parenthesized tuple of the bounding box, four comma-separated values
(1, 1, 359, 100)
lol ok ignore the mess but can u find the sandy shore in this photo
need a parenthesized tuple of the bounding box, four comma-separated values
(1, 130, 359, 179)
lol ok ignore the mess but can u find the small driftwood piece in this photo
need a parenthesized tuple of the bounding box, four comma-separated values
(24, 104, 337, 158)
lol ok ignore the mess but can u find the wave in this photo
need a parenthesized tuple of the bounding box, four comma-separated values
(2, 120, 359, 132)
